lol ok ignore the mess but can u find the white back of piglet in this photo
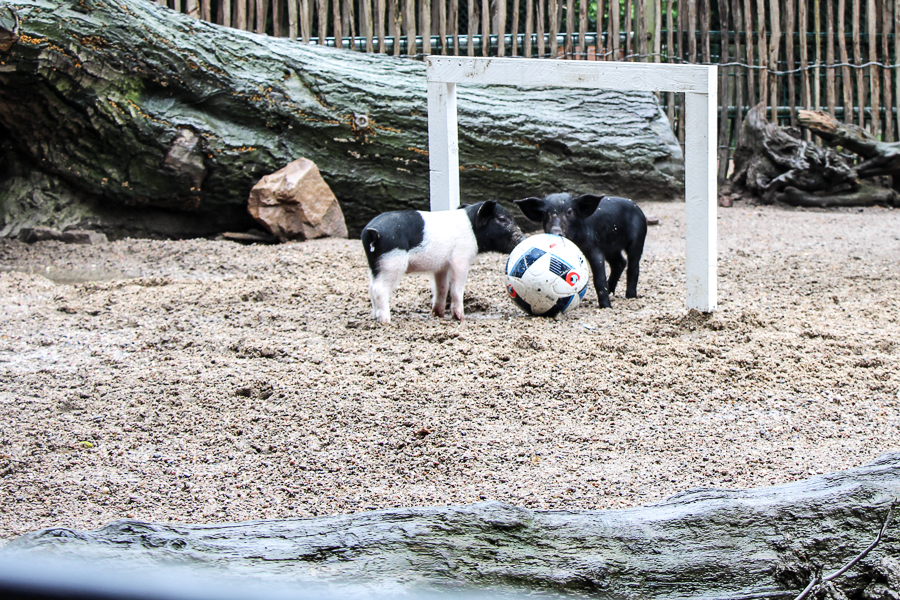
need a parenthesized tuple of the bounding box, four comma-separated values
(406, 210, 478, 273)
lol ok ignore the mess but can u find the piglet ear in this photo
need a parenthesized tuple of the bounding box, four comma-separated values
(475, 200, 497, 228)
(514, 197, 545, 222)
(572, 194, 605, 218)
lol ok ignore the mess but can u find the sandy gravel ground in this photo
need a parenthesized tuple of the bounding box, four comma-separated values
(0, 200, 898, 542)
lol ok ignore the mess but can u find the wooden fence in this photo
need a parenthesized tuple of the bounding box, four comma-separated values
(160, 0, 899, 180)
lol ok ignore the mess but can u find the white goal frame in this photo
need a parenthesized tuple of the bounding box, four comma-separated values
(425, 57, 718, 312)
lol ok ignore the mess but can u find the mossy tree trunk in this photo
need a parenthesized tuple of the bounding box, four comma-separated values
(0, 0, 682, 239)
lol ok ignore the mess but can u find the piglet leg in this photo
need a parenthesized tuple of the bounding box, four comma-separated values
(370, 273, 398, 323)
(369, 255, 408, 324)
(448, 260, 470, 321)
(432, 267, 451, 317)
(625, 241, 644, 298)
(586, 251, 612, 308)
(606, 253, 627, 295)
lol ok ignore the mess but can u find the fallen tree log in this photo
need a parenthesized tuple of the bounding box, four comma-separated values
(0, 0, 683, 239)
(5, 453, 900, 600)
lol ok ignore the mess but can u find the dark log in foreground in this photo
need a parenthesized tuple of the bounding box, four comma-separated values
(730, 104, 899, 208)
(6, 453, 900, 600)
(778, 182, 900, 208)
(0, 0, 683, 239)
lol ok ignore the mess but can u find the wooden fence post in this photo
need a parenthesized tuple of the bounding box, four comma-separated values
(838, 0, 852, 121)
(852, 0, 864, 126)
(481, 0, 489, 56)
(867, 0, 879, 135)
(767, 0, 780, 124)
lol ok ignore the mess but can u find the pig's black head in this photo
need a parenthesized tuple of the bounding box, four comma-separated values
(515, 193, 605, 237)
(463, 201, 525, 254)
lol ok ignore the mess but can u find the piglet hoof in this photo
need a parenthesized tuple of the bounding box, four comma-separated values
(452, 309, 465, 322)
(597, 298, 613, 309)
(432, 306, 446, 318)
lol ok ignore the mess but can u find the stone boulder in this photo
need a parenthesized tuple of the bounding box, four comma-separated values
(18, 226, 107, 245)
(247, 159, 348, 242)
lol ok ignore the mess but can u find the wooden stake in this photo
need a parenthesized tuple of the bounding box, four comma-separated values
(577, 0, 587, 59)
(525, 0, 534, 57)
(757, 0, 768, 107)
(549, 0, 559, 57)
(785, 0, 795, 126)
(838, 0, 853, 121)
(537, 0, 545, 57)
(481, 0, 489, 55)
(331, 0, 341, 46)
(422, 0, 432, 54)
(852, 0, 864, 127)
(868, 0, 880, 136)
(743, 0, 755, 105)
(798, 0, 809, 114)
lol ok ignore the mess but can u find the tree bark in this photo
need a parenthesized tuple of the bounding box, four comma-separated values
(0, 0, 683, 239)
(6, 453, 900, 600)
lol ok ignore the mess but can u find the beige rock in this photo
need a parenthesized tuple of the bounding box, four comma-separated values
(248, 158, 348, 242)
(18, 226, 62, 243)
(60, 230, 108, 245)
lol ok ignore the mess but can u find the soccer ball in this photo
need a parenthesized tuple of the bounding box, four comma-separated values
(505, 234, 590, 317)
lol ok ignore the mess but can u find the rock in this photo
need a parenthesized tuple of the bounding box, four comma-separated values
(18, 227, 106, 244)
(60, 230, 108, 245)
(219, 230, 278, 245)
(18, 226, 61, 243)
(248, 158, 348, 242)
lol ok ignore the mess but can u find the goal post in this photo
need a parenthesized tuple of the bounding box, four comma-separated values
(425, 57, 718, 312)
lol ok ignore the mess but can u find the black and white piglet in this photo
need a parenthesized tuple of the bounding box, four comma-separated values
(361, 201, 525, 323)
(515, 193, 647, 308)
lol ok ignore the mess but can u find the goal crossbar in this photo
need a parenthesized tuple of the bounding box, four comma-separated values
(425, 56, 717, 312)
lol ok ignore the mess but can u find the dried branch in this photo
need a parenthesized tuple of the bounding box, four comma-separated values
(793, 500, 896, 600)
